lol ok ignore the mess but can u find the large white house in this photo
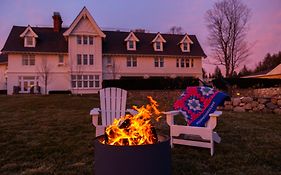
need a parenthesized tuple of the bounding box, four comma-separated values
(0, 7, 206, 95)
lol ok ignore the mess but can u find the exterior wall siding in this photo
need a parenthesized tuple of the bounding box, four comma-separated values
(102, 55, 202, 79)
(0, 64, 7, 90)
(7, 53, 70, 94)
(67, 16, 103, 94)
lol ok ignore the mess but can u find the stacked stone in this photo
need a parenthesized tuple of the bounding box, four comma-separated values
(223, 97, 281, 114)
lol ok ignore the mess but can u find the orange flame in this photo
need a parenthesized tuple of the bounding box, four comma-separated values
(103, 96, 162, 146)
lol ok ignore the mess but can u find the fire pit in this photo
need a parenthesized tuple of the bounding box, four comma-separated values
(94, 135, 171, 175)
(94, 96, 171, 175)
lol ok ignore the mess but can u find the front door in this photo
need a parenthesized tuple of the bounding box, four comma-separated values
(19, 76, 37, 93)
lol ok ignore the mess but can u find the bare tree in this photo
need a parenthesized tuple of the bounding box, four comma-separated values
(169, 26, 183, 34)
(206, 0, 251, 77)
(37, 56, 51, 94)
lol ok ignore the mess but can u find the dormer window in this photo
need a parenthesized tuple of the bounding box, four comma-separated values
(124, 31, 139, 51)
(20, 25, 38, 48)
(24, 36, 35, 47)
(152, 33, 166, 52)
(183, 42, 188, 51)
(155, 42, 161, 51)
(128, 41, 134, 49)
(179, 33, 193, 52)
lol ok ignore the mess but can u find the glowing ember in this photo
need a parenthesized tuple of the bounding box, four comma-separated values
(103, 96, 162, 146)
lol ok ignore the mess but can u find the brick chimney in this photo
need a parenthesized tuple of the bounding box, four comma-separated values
(52, 12, 62, 32)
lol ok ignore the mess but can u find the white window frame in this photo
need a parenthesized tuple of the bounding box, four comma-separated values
(154, 57, 164, 67)
(89, 54, 94, 65)
(183, 42, 189, 52)
(176, 58, 194, 68)
(22, 55, 35, 66)
(127, 56, 137, 67)
(24, 36, 35, 47)
(71, 74, 100, 89)
(77, 54, 82, 65)
(127, 40, 136, 50)
(83, 54, 88, 65)
(77, 36, 82, 44)
(83, 36, 88, 45)
(89, 36, 93, 45)
(154, 41, 163, 51)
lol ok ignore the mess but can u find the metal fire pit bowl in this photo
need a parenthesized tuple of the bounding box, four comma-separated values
(94, 135, 171, 175)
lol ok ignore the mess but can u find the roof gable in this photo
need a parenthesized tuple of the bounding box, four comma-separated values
(124, 31, 140, 42)
(179, 33, 193, 44)
(152, 33, 166, 43)
(266, 64, 281, 75)
(20, 25, 38, 38)
(63, 7, 105, 37)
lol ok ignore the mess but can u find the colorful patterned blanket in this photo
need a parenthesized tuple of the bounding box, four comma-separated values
(174, 86, 229, 127)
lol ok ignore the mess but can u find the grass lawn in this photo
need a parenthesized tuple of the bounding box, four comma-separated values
(0, 94, 280, 175)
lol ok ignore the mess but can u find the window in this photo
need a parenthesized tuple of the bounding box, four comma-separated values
(83, 36, 88, 44)
(89, 55, 94, 65)
(26, 37, 33, 46)
(176, 58, 194, 68)
(24, 36, 35, 47)
(58, 55, 64, 64)
(83, 54, 88, 65)
(89, 36, 93, 45)
(127, 56, 137, 67)
(77, 54, 82, 65)
(22, 55, 35, 66)
(180, 58, 185, 68)
(185, 59, 190, 67)
(71, 74, 100, 89)
(154, 57, 159, 67)
(127, 40, 135, 50)
(77, 54, 94, 65)
(77, 36, 82, 44)
(22, 55, 29, 65)
(29, 56, 35, 65)
(95, 75, 99, 87)
(154, 57, 164, 67)
(183, 42, 188, 51)
(156, 42, 161, 50)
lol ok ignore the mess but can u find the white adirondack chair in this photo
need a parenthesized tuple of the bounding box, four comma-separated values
(164, 110, 222, 156)
(90, 87, 136, 137)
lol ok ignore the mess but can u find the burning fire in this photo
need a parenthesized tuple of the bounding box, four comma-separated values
(103, 96, 162, 146)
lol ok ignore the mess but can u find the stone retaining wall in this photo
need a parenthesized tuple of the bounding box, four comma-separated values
(222, 96, 281, 114)
(232, 87, 281, 98)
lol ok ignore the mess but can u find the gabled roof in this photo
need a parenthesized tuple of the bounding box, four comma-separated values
(0, 53, 8, 63)
(124, 31, 140, 42)
(2, 26, 68, 53)
(63, 7, 105, 37)
(152, 33, 166, 43)
(179, 33, 193, 44)
(103, 31, 206, 57)
(267, 63, 281, 75)
(2, 26, 206, 57)
(19, 25, 38, 38)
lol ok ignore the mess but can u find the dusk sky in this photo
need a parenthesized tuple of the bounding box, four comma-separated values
(0, 0, 280, 74)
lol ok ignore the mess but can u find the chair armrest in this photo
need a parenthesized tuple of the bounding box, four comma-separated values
(90, 108, 100, 115)
(207, 111, 222, 129)
(90, 108, 100, 126)
(162, 110, 181, 115)
(209, 111, 222, 117)
(126, 109, 138, 115)
(163, 110, 181, 126)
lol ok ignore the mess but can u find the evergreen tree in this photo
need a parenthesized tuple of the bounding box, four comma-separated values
(213, 66, 223, 79)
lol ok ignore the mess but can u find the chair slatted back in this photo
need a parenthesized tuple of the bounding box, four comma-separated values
(99, 87, 127, 126)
